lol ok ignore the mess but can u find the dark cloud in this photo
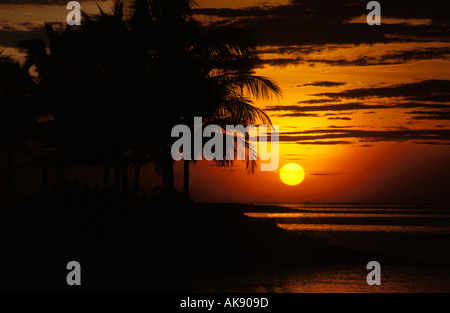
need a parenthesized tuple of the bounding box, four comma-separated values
(297, 99, 340, 104)
(267, 103, 386, 113)
(306, 48, 450, 66)
(379, 47, 450, 63)
(301, 81, 347, 87)
(256, 47, 450, 68)
(313, 80, 450, 101)
(273, 112, 320, 118)
(259, 45, 334, 55)
(267, 102, 450, 114)
(2, 1, 449, 54)
(196, 0, 450, 46)
(255, 56, 384, 68)
(323, 113, 353, 116)
(412, 141, 450, 145)
(256, 57, 302, 68)
(295, 140, 353, 145)
(327, 125, 359, 129)
(408, 110, 450, 120)
(266, 80, 450, 127)
(279, 128, 450, 145)
(328, 117, 352, 121)
(197, 0, 450, 24)
(405, 94, 450, 103)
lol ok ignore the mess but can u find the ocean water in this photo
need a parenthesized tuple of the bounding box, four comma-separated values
(246, 203, 450, 264)
(192, 264, 450, 293)
(209, 203, 450, 293)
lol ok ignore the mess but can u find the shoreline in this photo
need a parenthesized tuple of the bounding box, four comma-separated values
(0, 192, 373, 291)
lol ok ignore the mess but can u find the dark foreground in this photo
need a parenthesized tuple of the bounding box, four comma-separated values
(0, 188, 371, 292)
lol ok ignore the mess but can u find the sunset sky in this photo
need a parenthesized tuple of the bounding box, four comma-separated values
(1, 0, 449, 204)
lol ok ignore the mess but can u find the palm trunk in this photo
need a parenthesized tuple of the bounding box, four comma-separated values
(183, 160, 190, 198)
(162, 162, 174, 191)
(56, 165, 66, 186)
(6, 145, 15, 196)
(162, 155, 174, 191)
(122, 163, 129, 193)
(41, 164, 49, 194)
(134, 164, 141, 195)
(162, 139, 175, 191)
(113, 164, 122, 191)
(103, 166, 110, 190)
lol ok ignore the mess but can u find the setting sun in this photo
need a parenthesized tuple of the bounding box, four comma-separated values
(280, 163, 306, 186)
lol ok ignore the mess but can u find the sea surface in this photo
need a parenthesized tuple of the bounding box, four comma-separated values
(197, 204, 450, 293)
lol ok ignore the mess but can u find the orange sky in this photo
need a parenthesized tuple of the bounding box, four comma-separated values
(1, 0, 449, 203)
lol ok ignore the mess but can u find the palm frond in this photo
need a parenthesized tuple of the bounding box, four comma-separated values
(238, 74, 282, 101)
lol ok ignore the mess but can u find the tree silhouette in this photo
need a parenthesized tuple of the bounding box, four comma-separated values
(130, 0, 282, 196)
(20, 2, 152, 192)
(18, 0, 281, 197)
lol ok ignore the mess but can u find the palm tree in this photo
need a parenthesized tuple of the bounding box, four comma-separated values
(176, 17, 283, 197)
(20, 1, 152, 192)
(129, 0, 200, 193)
(19, 0, 281, 198)
(130, 0, 282, 197)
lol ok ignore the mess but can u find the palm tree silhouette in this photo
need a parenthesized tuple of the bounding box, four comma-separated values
(20, 2, 152, 192)
(128, 0, 199, 192)
(19, 0, 281, 197)
(130, 0, 282, 196)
